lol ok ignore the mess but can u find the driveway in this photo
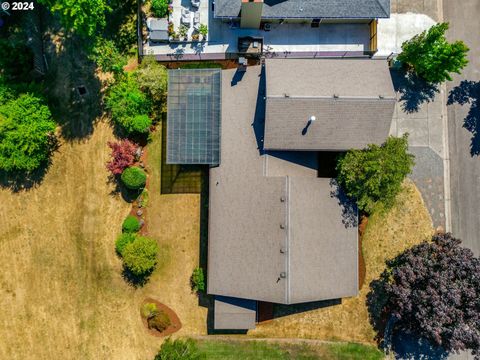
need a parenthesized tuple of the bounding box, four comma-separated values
(444, 0, 480, 257)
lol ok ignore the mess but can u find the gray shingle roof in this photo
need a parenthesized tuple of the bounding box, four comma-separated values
(264, 58, 396, 151)
(207, 66, 358, 305)
(215, 0, 390, 19)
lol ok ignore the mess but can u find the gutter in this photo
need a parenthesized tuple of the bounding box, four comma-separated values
(214, 15, 390, 20)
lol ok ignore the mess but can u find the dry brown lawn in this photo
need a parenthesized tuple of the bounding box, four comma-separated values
(249, 180, 434, 345)
(0, 122, 206, 360)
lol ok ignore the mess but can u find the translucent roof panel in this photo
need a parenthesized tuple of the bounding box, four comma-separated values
(167, 69, 222, 165)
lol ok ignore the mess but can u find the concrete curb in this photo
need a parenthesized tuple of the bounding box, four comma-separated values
(441, 83, 452, 232)
(437, 0, 452, 233)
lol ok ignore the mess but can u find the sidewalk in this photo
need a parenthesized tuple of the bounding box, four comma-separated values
(376, 0, 450, 231)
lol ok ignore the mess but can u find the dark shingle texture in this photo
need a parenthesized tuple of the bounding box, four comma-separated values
(215, 0, 390, 19)
(207, 66, 358, 305)
(264, 58, 395, 151)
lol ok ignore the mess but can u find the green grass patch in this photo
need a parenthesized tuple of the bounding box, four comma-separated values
(195, 340, 384, 360)
(326, 342, 384, 360)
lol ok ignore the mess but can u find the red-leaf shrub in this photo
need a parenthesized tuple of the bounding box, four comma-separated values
(106, 140, 137, 175)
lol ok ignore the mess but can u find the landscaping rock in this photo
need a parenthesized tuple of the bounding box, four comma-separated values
(137, 210, 143, 216)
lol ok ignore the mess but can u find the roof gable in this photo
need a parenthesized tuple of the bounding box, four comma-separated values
(263, 59, 396, 151)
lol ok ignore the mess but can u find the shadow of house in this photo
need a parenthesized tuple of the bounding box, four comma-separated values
(271, 298, 342, 319)
(230, 68, 246, 86)
(448, 80, 480, 156)
(252, 65, 266, 155)
(390, 69, 439, 114)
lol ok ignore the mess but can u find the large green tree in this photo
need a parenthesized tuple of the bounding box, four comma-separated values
(336, 135, 415, 213)
(105, 74, 152, 134)
(136, 57, 168, 104)
(398, 22, 469, 84)
(38, 0, 111, 37)
(89, 38, 127, 75)
(0, 93, 56, 172)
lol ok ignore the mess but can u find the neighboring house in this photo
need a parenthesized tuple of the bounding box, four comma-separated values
(144, 0, 390, 59)
(166, 58, 395, 330)
(215, 0, 390, 29)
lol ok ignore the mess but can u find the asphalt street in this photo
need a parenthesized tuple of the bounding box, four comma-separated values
(444, 0, 480, 256)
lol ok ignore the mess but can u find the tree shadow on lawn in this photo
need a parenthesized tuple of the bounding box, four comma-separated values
(0, 137, 60, 192)
(122, 265, 153, 288)
(391, 330, 449, 360)
(447, 80, 480, 156)
(390, 69, 439, 114)
(44, 35, 103, 141)
(108, 175, 142, 203)
(0, 163, 51, 192)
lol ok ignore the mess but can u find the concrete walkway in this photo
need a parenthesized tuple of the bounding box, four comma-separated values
(376, 2, 450, 231)
(388, 70, 449, 230)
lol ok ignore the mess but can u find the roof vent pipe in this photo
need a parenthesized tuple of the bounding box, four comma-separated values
(309, 115, 316, 122)
(280, 272, 287, 278)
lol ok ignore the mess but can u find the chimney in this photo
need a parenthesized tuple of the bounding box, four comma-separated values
(240, 0, 263, 29)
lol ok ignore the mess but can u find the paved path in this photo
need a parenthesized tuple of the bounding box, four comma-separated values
(444, 0, 480, 257)
(377, 1, 450, 230)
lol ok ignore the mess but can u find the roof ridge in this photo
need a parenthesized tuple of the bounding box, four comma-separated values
(285, 176, 291, 305)
(374, 0, 390, 18)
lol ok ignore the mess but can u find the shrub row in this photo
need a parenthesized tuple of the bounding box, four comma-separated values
(121, 166, 147, 190)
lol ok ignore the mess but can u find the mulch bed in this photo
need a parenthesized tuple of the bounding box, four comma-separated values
(129, 144, 149, 236)
(358, 215, 368, 290)
(141, 298, 182, 337)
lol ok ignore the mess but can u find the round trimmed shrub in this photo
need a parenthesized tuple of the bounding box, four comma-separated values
(122, 236, 159, 276)
(115, 232, 136, 256)
(121, 166, 147, 190)
(151, 0, 169, 18)
(122, 215, 141, 233)
(147, 310, 171, 332)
